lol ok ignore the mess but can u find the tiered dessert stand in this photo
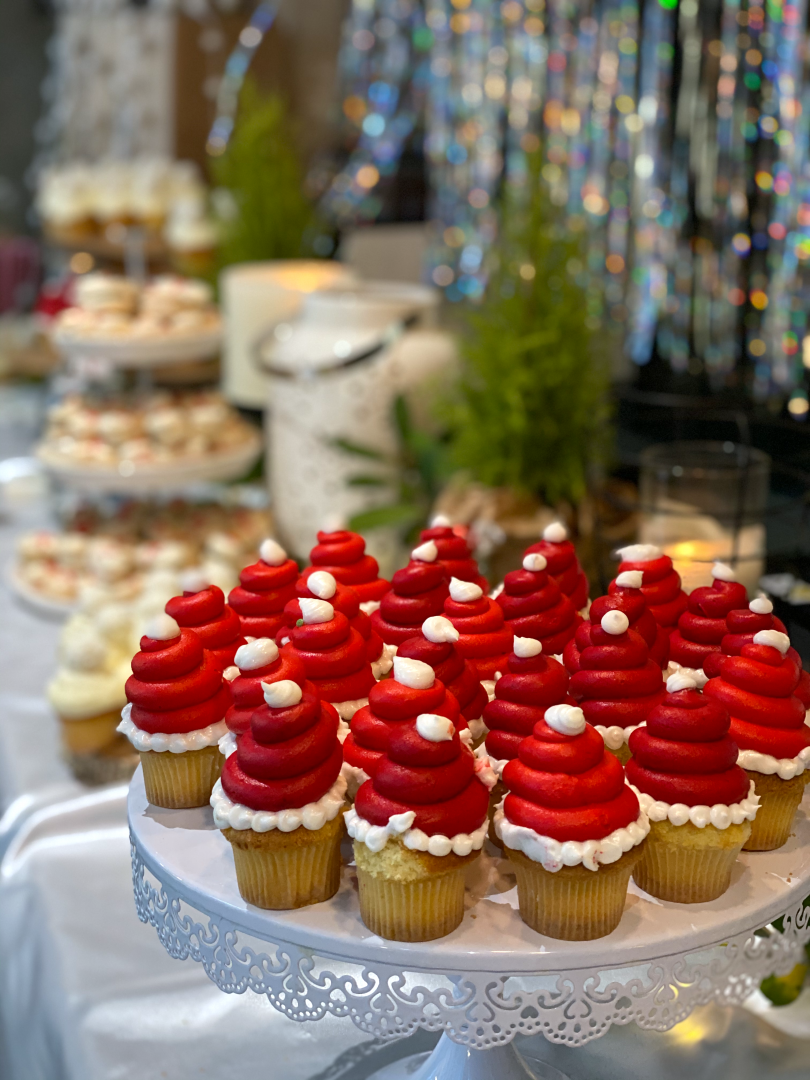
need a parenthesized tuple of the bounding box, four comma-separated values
(129, 769, 810, 1080)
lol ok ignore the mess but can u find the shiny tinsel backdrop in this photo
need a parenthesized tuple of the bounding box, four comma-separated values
(329, 0, 810, 406)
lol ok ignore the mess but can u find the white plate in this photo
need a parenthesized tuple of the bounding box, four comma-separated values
(51, 324, 222, 367)
(5, 561, 76, 618)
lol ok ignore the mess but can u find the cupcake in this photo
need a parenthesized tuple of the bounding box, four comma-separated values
(494, 703, 648, 940)
(704, 631, 810, 850)
(443, 577, 513, 682)
(346, 711, 495, 940)
(496, 552, 581, 657)
(396, 615, 488, 742)
(668, 562, 748, 675)
(281, 598, 376, 721)
(223, 637, 307, 736)
(304, 529, 390, 612)
(565, 571, 668, 672)
(165, 571, 245, 670)
(278, 570, 395, 679)
(371, 541, 449, 647)
(702, 596, 806, 691)
(615, 544, 687, 640)
(418, 515, 488, 590)
(568, 610, 666, 762)
(343, 653, 467, 798)
(626, 672, 758, 902)
(228, 538, 299, 639)
(213, 679, 346, 909)
(119, 614, 229, 807)
(524, 521, 589, 612)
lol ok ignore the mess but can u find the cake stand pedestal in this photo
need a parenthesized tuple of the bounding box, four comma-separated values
(128, 769, 810, 1080)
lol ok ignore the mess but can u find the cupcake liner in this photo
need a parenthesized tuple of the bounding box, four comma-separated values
(59, 710, 122, 755)
(140, 744, 222, 808)
(354, 839, 477, 941)
(224, 813, 344, 909)
(507, 844, 644, 940)
(487, 780, 506, 848)
(743, 769, 806, 851)
(633, 819, 750, 903)
(65, 735, 139, 787)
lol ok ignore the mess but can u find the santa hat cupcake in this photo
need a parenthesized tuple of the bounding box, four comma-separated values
(228, 539, 299, 640)
(568, 610, 666, 761)
(222, 637, 307, 735)
(704, 630, 810, 850)
(523, 522, 589, 612)
(346, 710, 495, 940)
(443, 577, 513, 681)
(626, 672, 758, 902)
(371, 540, 450, 647)
(343, 653, 466, 797)
(166, 571, 245, 670)
(418, 515, 488, 590)
(496, 552, 581, 656)
(118, 613, 229, 807)
(564, 570, 668, 673)
(397, 616, 488, 741)
(669, 562, 748, 674)
(614, 544, 687, 639)
(304, 529, 390, 611)
(281, 598, 376, 721)
(494, 703, 648, 940)
(212, 679, 346, 909)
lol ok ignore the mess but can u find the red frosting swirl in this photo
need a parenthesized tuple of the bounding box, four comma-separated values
(669, 576, 748, 671)
(165, 585, 245, 670)
(274, 573, 383, 664)
(418, 524, 488, 590)
(626, 685, 749, 805)
(371, 557, 449, 646)
(524, 535, 589, 611)
(354, 713, 488, 837)
(221, 687, 343, 811)
(704, 642, 810, 760)
(483, 650, 574, 763)
(305, 530, 390, 603)
(396, 634, 487, 722)
(443, 589, 513, 679)
(228, 557, 299, 639)
(282, 609, 376, 703)
(565, 584, 668, 671)
(569, 624, 666, 729)
(502, 716, 640, 841)
(496, 563, 581, 655)
(126, 628, 229, 734)
(616, 552, 687, 634)
(225, 650, 308, 735)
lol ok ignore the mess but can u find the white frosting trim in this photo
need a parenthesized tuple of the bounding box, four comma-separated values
(616, 543, 661, 563)
(595, 723, 643, 750)
(750, 597, 773, 615)
(449, 577, 483, 602)
(422, 615, 459, 643)
(665, 661, 709, 688)
(359, 600, 381, 615)
(753, 629, 790, 654)
(738, 746, 810, 780)
(630, 781, 759, 829)
(514, 636, 542, 658)
(259, 538, 287, 566)
(179, 567, 209, 593)
(235, 637, 278, 671)
(495, 802, 649, 872)
(371, 642, 397, 680)
(117, 703, 227, 753)
(545, 703, 586, 736)
(615, 570, 643, 588)
(543, 522, 568, 542)
(345, 805, 488, 857)
(393, 655, 434, 689)
(223, 666, 239, 682)
(712, 561, 736, 582)
(263, 679, 302, 707)
(601, 610, 629, 635)
(143, 612, 180, 641)
(467, 716, 488, 742)
(666, 672, 697, 693)
(300, 598, 334, 624)
(211, 772, 347, 833)
(416, 713, 454, 742)
(482, 678, 498, 702)
(331, 696, 368, 720)
(343, 760, 370, 800)
(523, 552, 547, 572)
(307, 570, 337, 599)
(412, 540, 438, 562)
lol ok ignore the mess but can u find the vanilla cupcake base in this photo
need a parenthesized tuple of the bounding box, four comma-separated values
(140, 745, 222, 808)
(354, 837, 478, 941)
(633, 818, 751, 903)
(223, 813, 344, 909)
(59, 710, 123, 754)
(744, 770, 806, 851)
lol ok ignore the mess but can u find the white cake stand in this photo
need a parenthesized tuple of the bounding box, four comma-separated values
(128, 769, 810, 1080)
(51, 325, 222, 367)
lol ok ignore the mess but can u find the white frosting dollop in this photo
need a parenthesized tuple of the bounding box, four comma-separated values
(259, 538, 287, 566)
(753, 629, 790, 654)
(601, 610, 630, 635)
(411, 540, 438, 563)
(393, 655, 435, 689)
(495, 802, 650, 872)
(262, 679, 302, 708)
(179, 567, 209, 594)
(235, 637, 279, 671)
(543, 522, 568, 542)
(666, 672, 698, 693)
(299, 598, 334, 624)
(211, 772, 347, 833)
(344, 806, 488, 857)
(416, 713, 455, 742)
(306, 570, 337, 600)
(596, 723, 643, 750)
(545, 703, 586, 736)
(422, 615, 459, 643)
(750, 597, 773, 615)
(630, 781, 760, 829)
(449, 577, 483, 602)
(665, 661, 709, 688)
(430, 513, 451, 527)
(371, 642, 397, 680)
(616, 543, 661, 563)
(514, 636, 542, 658)
(738, 746, 810, 780)
(118, 702, 226, 753)
(615, 570, 643, 588)
(143, 612, 180, 641)
(712, 561, 737, 582)
(523, 552, 547, 572)
(223, 666, 239, 682)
